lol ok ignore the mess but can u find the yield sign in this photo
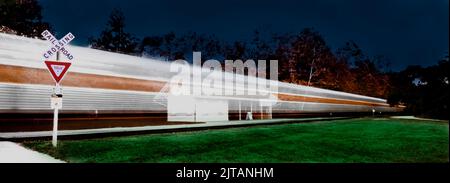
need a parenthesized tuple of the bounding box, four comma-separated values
(44, 61, 71, 83)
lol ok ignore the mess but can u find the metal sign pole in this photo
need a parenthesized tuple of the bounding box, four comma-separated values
(52, 100, 59, 147)
(52, 51, 60, 147)
(239, 101, 241, 120)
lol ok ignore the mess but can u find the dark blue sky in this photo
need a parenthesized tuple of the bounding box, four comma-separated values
(39, 0, 448, 71)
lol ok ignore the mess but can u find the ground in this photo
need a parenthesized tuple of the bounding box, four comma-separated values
(22, 117, 449, 163)
(0, 141, 64, 163)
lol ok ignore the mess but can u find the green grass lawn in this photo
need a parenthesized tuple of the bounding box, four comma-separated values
(22, 118, 449, 163)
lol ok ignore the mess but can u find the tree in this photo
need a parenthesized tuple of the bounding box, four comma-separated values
(224, 41, 247, 61)
(140, 32, 223, 61)
(335, 41, 392, 98)
(246, 30, 274, 60)
(272, 32, 295, 82)
(0, 0, 51, 38)
(89, 8, 138, 55)
(286, 28, 336, 86)
(387, 54, 449, 120)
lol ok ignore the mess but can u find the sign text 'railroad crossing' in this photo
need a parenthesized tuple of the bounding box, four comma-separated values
(41, 30, 75, 60)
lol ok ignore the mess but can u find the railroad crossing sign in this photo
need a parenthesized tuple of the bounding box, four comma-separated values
(41, 29, 76, 148)
(44, 61, 72, 84)
(41, 30, 75, 60)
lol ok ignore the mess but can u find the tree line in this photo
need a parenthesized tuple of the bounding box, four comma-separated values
(88, 9, 448, 119)
(89, 9, 393, 98)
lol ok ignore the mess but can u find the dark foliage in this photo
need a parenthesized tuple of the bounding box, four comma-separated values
(0, 0, 51, 38)
(89, 8, 139, 55)
(388, 54, 449, 119)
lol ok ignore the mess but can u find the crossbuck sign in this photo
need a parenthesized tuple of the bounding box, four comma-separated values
(42, 30, 75, 60)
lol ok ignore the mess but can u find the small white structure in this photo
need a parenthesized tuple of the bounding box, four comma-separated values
(167, 95, 196, 121)
(167, 95, 229, 122)
(246, 112, 253, 120)
(195, 98, 228, 121)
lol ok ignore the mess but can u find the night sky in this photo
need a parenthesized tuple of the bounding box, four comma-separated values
(38, 0, 448, 71)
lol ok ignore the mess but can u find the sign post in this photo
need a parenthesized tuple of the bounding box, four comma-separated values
(41, 30, 75, 147)
(51, 93, 61, 147)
